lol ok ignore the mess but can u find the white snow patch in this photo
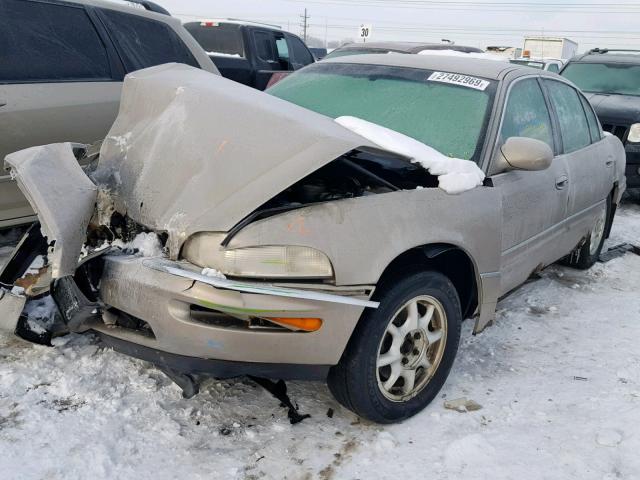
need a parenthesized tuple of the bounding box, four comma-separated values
(206, 51, 242, 58)
(108, 132, 132, 151)
(201, 267, 226, 279)
(112, 232, 164, 257)
(418, 49, 508, 62)
(336, 116, 485, 194)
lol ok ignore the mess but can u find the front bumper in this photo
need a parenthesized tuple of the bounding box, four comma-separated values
(86, 255, 376, 370)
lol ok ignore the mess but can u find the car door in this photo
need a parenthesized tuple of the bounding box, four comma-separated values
(487, 76, 570, 295)
(0, 0, 122, 226)
(543, 79, 613, 233)
(250, 29, 292, 90)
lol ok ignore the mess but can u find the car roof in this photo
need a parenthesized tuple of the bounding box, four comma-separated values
(568, 50, 640, 65)
(183, 18, 285, 32)
(335, 42, 483, 54)
(61, 0, 178, 22)
(323, 53, 520, 80)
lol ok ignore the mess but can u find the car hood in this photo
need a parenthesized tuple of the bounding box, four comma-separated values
(94, 63, 376, 257)
(586, 93, 640, 124)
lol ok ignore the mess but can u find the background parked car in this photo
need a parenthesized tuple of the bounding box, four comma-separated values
(510, 58, 564, 73)
(0, 0, 217, 228)
(309, 47, 328, 60)
(323, 41, 483, 59)
(561, 48, 640, 192)
(183, 19, 315, 90)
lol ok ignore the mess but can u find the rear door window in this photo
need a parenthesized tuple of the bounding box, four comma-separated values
(0, 0, 111, 83)
(287, 35, 314, 69)
(500, 78, 554, 149)
(254, 31, 278, 64)
(98, 8, 199, 72)
(545, 80, 591, 153)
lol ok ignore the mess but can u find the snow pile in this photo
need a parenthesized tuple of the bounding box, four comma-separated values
(336, 116, 485, 194)
(418, 49, 508, 62)
(112, 232, 164, 257)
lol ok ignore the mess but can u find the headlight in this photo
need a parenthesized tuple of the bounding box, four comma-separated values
(221, 245, 333, 278)
(628, 123, 640, 143)
(182, 233, 333, 279)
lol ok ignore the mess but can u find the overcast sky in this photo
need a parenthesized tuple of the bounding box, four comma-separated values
(158, 0, 640, 52)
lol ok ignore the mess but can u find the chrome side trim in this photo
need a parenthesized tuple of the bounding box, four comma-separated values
(140, 257, 380, 309)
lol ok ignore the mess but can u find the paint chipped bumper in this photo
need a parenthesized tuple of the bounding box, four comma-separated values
(91, 255, 376, 367)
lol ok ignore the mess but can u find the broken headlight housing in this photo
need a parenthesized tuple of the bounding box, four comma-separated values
(182, 234, 333, 279)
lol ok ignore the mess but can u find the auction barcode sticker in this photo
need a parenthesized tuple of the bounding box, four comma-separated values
(427, 72, 490, 91)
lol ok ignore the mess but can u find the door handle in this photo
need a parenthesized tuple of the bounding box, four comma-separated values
(605, 157, 614, 168)
(0, 102, 6, 108)
(555, 175, 568, 189)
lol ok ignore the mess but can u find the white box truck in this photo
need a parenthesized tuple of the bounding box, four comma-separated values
(523, 37, 578, 60)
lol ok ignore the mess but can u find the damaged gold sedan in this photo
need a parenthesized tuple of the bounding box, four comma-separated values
(0, 55, 626, 423)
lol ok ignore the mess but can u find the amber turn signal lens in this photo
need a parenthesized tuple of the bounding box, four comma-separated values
(264, 317, 323, 332)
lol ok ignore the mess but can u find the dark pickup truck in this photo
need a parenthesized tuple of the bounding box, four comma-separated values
(184, 20, 315, 90)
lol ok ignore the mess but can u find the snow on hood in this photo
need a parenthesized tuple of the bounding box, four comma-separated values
(94, 63, 376, 258)
(335, 116, 485, 194)
(418, 49, 508, 62)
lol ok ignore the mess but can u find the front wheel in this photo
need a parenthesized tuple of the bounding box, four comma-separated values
(327, 271, 462, 424)
(565, 196, 611, 270)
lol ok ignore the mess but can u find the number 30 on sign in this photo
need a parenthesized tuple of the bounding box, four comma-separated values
(359, 24, 372, 39)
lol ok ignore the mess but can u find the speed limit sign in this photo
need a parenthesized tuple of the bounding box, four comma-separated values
(359, 24, 372, 41)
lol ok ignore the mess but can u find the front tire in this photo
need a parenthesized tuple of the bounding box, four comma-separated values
(565, 196, 611, 270)
(327, 271, 462, 424)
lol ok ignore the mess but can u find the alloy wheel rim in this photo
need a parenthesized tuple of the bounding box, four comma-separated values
(376, 295, 447, 402)
(589, 205, 607, 256)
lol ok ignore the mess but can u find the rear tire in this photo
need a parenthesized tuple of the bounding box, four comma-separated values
(565, 196, 611, 270)
(327, 271, 461, 424)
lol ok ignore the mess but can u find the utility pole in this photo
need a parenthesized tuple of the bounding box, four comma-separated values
(300, 8, 309, 42)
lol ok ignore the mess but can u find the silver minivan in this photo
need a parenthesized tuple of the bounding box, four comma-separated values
(0, 0, 217, 227)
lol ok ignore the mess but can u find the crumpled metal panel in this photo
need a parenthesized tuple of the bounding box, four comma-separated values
(94, 63, 377, 258)
(4, 142, 97, 278)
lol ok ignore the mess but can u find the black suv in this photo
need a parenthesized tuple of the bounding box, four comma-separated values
(561, 49, 640, 189)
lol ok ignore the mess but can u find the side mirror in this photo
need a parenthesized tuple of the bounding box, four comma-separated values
(494, 137, 553, 172)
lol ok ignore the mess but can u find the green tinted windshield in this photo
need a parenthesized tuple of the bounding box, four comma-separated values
(561, 62, 640, 96)
(268, 63, 495, 161)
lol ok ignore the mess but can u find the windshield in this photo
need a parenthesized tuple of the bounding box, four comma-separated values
(561, 62, 640, 96)
(510, 59, 545, 69)
(268, 63, 496, 161)
(324, 48, 395, 59)
(184, 22, 245, 57)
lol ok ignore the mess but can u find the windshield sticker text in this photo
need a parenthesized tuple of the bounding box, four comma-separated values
(427, 72, 490, 91)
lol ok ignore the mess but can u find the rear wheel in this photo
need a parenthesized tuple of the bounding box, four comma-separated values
(327, 271, 461, 423)
(566, 196, 610, 270)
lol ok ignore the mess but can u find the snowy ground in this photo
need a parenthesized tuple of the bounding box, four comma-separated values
(1, 204, 639, 480)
